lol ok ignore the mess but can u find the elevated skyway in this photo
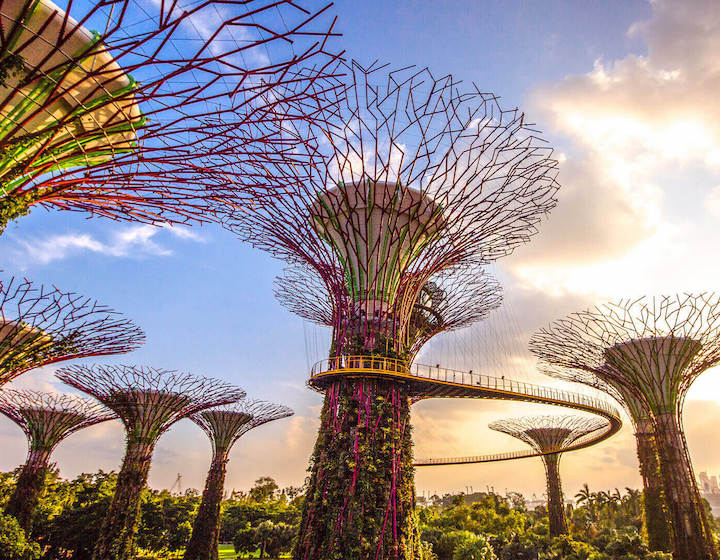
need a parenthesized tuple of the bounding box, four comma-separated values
(308, 356, 623, 466)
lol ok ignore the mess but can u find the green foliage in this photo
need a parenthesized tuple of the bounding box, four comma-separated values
(0, 53, 25, 87)
(539, 535, 599, 560)
(0, 471, 697, 560)
(0, 512, 40, 560)
(249, 477, 279, 503)
(0, 190, 44, 234)
(453, 533, 497, 560)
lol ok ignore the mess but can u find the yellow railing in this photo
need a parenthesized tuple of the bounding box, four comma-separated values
(310, 356, 619, 419)
(310, 355, 410, 377)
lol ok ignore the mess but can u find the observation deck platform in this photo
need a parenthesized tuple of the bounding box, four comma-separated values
(308, 355, 623, 466)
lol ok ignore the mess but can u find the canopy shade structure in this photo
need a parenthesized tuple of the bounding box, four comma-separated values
(0, 276, 144, 385)
(0, 0, 142, 172)
(0, 0, 342, 231)
(184, 400, 293, 560)
(217, 61, 560, 560)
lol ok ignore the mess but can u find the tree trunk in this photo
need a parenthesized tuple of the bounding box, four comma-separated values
(634, 429, 672, 552)
(543, 453, 567, 537)
(654, 412, 717, 560)
(91, 440, 154, 560)
(294, 377, 418, 560)
(184, 452, 228, 560)
(5, 448, 51, 533)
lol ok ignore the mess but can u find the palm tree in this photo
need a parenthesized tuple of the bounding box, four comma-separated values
(575, 484, 592, 507)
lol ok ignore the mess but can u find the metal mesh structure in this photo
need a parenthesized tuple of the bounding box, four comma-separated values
(0, 276, 144, 385)
(0, 0, 342, 232)
(184, 400, 293, 560)
(221, 60, 559, 357)
(55, 364, 246, 445)
(490, 415, 607, 537)
(191, 399, 294, 456)
(0, 389, 115, 530)
(214, 61, 560, 560)
(529, 293, 720, 560)
(274, 263, 503, 361)
(55, 364, 245, 560)
(488, 415, 608, 456)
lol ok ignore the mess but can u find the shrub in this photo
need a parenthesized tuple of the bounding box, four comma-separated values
(453, 533, 497, 560)
(0, 513, 41, 560)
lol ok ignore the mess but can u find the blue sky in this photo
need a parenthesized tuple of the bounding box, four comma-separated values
(4, 0, 720, 499)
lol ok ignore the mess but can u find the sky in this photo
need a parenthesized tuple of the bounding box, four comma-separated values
(2, 0, 720, 501)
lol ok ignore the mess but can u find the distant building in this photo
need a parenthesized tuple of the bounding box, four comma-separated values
(698, 471, 720, 516)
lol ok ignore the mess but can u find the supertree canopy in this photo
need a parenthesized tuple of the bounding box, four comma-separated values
(0, 389, 114, 531)
(184, 400, 293, 560)
(274, 263, 503, 361)
(0, 276, 144, 385)
(220, 61, 560, 559)
(489, 415, 608, 537)
(529, 293, 720, 560)
(55, 364, 245, 560)
(0, 0, 341, 232)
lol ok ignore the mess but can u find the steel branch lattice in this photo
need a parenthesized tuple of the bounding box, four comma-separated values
(528, 293, 720, 415)
(55, 364, 246, 444)
(0, 276, 144, 385)
(220, 61, 559, 356)
(275, 263, 503, 360)
(0, 0, 342, 229)
(489, 415, 608, 455)
(192, 399, 293, 455)
(528, 293, 720, 560)
(0, 389, 115, 453)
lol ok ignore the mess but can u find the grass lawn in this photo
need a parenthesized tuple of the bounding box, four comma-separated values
(218, 544, 237, 558)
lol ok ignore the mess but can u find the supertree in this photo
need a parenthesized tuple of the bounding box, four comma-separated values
(0, 389, 115, 531)
(55, 364, 246, 560)
(274, 263, 503, 362)
(489, 415, 608, 537)
(529, 293, 720, 560)
(184, 400, 293, 560)
(539, 362, 672, 550)
(0, 0, 341, 233)
(0, 276, 144, 385)
(219, 61, 560, 559)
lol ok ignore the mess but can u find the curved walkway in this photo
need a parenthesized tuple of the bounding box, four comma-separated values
(308, 356, 623, 467)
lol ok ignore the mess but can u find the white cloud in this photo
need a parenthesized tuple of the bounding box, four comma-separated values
(704, 185, 720, 218)
(5, 224, 204, 266)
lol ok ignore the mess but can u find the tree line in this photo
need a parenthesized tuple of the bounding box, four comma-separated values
(3, 467, 716, 559)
